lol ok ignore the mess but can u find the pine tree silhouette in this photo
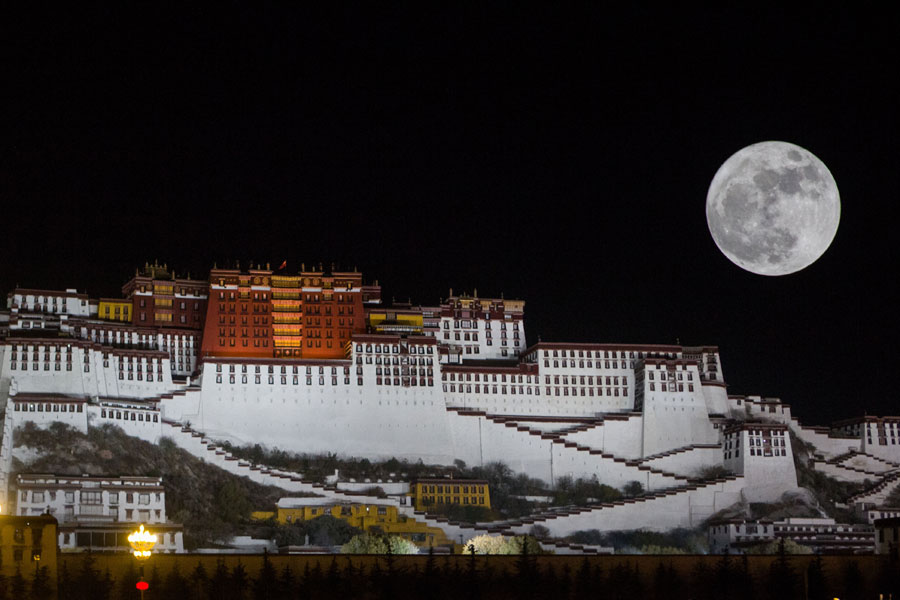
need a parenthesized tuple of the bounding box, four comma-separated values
(118, 560, 138, 600)
(209, 560, 230, 599)
(574, 557, 592, 600)
(767, 539, 798, 600)
(232, 561, 250, 600)
(253, 551, 278, 600)
(74, 553, 101, 600)
(841, 560, 865, 600)
(9, 566, 26, 600)
(165, 562, 187, 599)
(99, 567, 115, 600)
(30, 565, 52, 600)
(189, 562, 208, 600)
(806, 554, 827, 600)
(149, 564, 162, 600)
(714, 549, 732, 600)
(278, 564, 295, 600)
(57, 560, 72, 600)
(736, 554, 754, 600)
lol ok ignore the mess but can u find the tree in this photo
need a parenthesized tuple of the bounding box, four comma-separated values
(464, 534, 542, 555)
(746, 538, 813, 555)
(216, 479, 252, 523)
(31, 566, 52, 600)
(9, 568, 26, 600)
(117, 561, 138, 600)
(189, 562, 208, 600)
(209, 560, 230, 599)
(74, 554, 101, 600)
(164, 562, 187, 598)
(253, 552, 278, 600)
(622, 480, 644, 497)
(231, 562, 250, 600)
(807, 554, 828, 600)
(341, 533, 418, 554)
(766, 539, 799, 600)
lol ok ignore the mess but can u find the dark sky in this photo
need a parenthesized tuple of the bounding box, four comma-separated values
(1, 7, 897, 425)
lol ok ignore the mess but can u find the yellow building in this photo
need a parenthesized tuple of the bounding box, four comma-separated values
(0, 514, 58, 584)
(410, 479, 490, 512)
(367, 310, 424, 335)
(97, 298, 132, 322)
(252, 499, 451, 547)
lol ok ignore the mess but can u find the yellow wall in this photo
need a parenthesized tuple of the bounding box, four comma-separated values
(411, 481, 491, 511)
(98, 300, 132, 322)
(254, 504, 450, 547)
(0, 516, 58, 583)
(367, 312, 424, 333)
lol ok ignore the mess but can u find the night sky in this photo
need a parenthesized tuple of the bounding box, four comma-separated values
(2, 7, 897, 425)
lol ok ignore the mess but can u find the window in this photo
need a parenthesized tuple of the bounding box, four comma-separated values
(81, 491, 102, 505)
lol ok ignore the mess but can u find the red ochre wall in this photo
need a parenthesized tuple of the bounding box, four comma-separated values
(200, 269, 368, 360)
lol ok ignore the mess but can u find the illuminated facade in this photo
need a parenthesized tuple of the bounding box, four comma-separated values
(252, 498, 451, 547)
(4, 260, 900, 542)
(122, 261, 207, 330)
(97, 299, 132, 323)
(200, 264, 375, 360)
(410, 479, 490, 511)
(0, 514, 58, 581)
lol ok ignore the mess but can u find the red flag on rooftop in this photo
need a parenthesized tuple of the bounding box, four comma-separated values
(278, 260, 287, 270)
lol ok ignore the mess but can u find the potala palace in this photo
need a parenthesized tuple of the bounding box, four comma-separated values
(2, 262, 899, 544)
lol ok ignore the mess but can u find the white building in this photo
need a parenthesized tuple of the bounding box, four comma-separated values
(6, 288, 94, 319)
(709, 517, 875, 554)
(437, 294, 525, 360)
(722, 422, 798, 501)
(15, 474, 184, 553)
(16, 474, 167, 523)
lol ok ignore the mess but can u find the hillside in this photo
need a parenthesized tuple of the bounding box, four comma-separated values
(11, 422, 312, 548)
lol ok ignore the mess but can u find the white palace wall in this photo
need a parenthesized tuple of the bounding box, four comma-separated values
(0, 341, 174, 400)
(561, 416, 644, 459)
(189, 362, 456, 464)
(637, 446, 723, 477)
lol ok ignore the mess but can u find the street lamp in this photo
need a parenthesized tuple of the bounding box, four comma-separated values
(128, 524, 157, 560)
(128, 525, 157, 599)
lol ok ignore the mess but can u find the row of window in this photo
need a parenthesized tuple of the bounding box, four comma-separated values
(648, 371, 693, 381)
(13, 403, 84, 413)
(445, 319, 519, 330)
(543, 349, 638, 359)
(420, 485, 486, 494)
(10, 344, 74, 355)
(216, 374, 361, 386)
(215, 364, 350, 375)
(648, 383, 694, 392)
(376, 377, 434, 387)
(374, 367, 434, 377)
(11, 362, 74, 371)
(443, 384, 630, 398)
(357, 343, 434, 355)
(444, 372, 535, 383)
(101, 409, 159, 423)
(218, 314, 269, 325)
(22, 489, 160, 505)
(357, 356, 434, 366)
(421, 496, 487, 505)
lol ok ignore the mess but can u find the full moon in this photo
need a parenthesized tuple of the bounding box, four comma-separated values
(706, 141, 840, 276)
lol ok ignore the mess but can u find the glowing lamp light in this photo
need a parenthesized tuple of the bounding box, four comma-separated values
(127, 524, 158, 560)
(136, 581, 149, 591)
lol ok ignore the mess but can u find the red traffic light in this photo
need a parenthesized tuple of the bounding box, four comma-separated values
(136, 581, 149, 591)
